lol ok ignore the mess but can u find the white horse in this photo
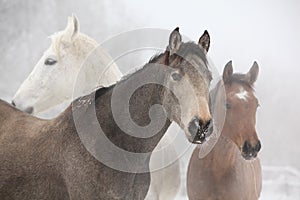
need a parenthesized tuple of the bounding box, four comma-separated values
(12, 15, 122, 115)
(12, 15, 181, 200)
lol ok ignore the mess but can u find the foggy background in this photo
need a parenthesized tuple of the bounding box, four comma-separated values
(1, 0, 299, 199)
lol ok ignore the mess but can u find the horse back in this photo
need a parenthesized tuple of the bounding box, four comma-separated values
(0, 99, 70, 199)
(0, 99, 18, 124)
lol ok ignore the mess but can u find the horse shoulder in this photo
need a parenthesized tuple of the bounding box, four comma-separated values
(187, 147, 215, 199)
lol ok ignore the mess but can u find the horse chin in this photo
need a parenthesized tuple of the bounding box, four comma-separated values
(187, 132, 207, 144)
(185, 133, 200, 144)
(192, 140, 205, 144)
(241, 152, 257, 161)
(192, 133, 206, 144)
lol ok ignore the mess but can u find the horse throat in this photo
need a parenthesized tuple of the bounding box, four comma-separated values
(208, 136, 238, 175)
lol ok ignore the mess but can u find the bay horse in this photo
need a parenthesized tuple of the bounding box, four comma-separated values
(187, 61, 262, 200)
(0, 28, 213, 200)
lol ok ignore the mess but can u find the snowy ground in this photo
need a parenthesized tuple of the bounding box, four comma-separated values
(174, 165, 300, 200)
(260, 166, 300, 200)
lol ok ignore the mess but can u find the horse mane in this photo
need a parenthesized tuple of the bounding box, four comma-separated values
(93, 52, 167, 101)
(177, 42, 212, 81)
(49, 31, 98, 60)
(92, 51, 168, 101)
(93, 42, 211, 101)
(94, 86, 111, 100)
(150, 42, 211, 81)
(148, 52, 168, 64)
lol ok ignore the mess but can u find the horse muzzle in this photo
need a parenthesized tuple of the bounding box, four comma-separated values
(188, 117, 213, 144)
(241, 140, 261, 160)
(11, 100, 34, 114)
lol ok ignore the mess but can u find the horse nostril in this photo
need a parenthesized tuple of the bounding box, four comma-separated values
(242, 140, 260, 159)
(201, 119, 213, 137)
(203, 119, 212, 131)
(197, 119, 211, 131)
(189, 118, 200, 134)
(242, 140, 251, 153)
(24, 107, 34, 114)
(188, 117, 207, 143)
(255, 140, 261, 152)
(11, 101, 16, 107)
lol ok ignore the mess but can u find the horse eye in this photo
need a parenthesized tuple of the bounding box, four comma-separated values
(44, 58, 57, 65)
(225, 103, 231, 109)
(171, 72, 182, 81)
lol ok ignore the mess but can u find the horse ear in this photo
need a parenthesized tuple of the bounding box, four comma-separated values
(198, 30, 210, 53)
(63, 14, 80, 43)
(246, 61, 259, 85)
(223, 61, 233, 82)
(168, 27, 182, 55)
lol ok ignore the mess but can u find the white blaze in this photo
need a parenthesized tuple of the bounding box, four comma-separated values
(236, 87, 249, 101)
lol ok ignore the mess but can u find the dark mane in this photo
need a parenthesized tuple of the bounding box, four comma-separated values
(225, 73, 254, 90)
(148, 52, 168, 64)
(94, 42, 211, 100)
(94, 86, 112, 100)
(149, 42, 208, 66)
(93, 52, 167, 100)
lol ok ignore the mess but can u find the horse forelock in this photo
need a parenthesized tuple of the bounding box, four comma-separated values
(177, 42, 207, 64)
(212, 73, 256, 106)
(149, 42, 211, 81)
(226, 73, 255, 91)
(178, 42, 212, 81)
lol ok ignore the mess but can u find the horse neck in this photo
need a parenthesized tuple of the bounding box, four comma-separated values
(80, 47, 123, 95)
(93, 63, 172, 153)
(208, 134, 239, 174)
